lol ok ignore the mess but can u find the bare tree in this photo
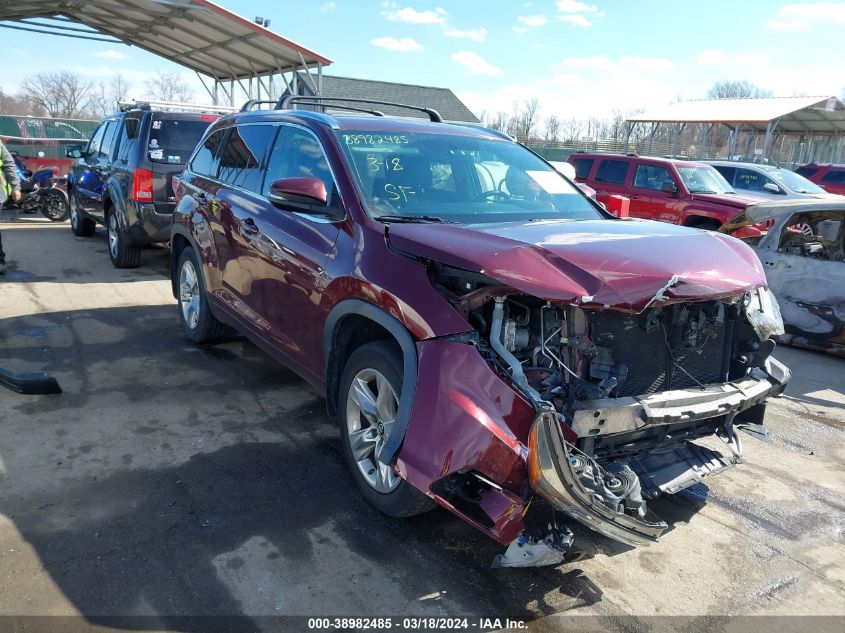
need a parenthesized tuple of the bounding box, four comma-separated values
(518, 98, 540, 140)
(94, 73, 131, 116)
(561, 116, 584, 142)
(544, 115, 561, 142)
(20, 71, 94, 118)
(144, 71, 194, 103)
(0, 89, 46, 116)
(706, 80, 773, 99)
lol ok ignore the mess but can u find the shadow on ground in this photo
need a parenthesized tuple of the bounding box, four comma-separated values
(0, 304, 704, 630)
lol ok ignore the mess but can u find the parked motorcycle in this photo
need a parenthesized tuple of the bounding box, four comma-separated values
(7, 152, 70, 221)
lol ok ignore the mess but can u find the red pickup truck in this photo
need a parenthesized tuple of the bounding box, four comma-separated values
(567, 153, 761, 230)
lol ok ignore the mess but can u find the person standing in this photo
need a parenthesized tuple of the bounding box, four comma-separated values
(0, 140, 22, 274)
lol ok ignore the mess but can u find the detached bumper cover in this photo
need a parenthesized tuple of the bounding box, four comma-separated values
(528, 357, 791, 547)
(529, 407, 668, 546)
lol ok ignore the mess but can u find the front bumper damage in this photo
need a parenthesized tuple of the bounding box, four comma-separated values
(527, 357, 791, 547)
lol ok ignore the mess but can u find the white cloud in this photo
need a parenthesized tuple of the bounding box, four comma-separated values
(317, 2, 336, 11)
(621, 56, 675, 73)
(559, 14, 592, 26)
(383, 5, 446, 25)
(767, 2, 845, 30)
(517, 14, 548, 27)
(766, 20, 807, 30)
(557, 0, 601, 12)
(444, 27, 488, 42)
(93, 49, 128, 60)
(697, 50, 768, 66)
(451, 51, 502, 76)
(370, 37, 423, 52)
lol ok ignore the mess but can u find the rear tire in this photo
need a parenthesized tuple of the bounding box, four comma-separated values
(69, 191, 95, 237)
(338, 340, 435, 518)
(107, 211, 141, 268)
(40, 190, 70, 222)
(176, 247, 227, 344)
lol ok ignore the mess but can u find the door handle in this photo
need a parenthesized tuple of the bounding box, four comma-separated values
(239, 217, 259, 234)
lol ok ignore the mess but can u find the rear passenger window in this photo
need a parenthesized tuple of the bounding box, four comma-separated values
(217, 125, 275, 193)
(189, 129, 227, 178)
(595, 159, 629, 184)
(633, 164, 672, 190)
(821, 170, 845, 184)
(571, 157, 594, 179)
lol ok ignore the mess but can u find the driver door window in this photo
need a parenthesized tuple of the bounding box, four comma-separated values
(263, 126, 338, 205)
(87, 124, 108, 158)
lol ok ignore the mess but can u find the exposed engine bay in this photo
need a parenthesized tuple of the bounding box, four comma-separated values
(429, 263, 791, 565)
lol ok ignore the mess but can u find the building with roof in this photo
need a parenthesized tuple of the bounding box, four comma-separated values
(626, 96, 845, 166)
(284, 74, 479, 123)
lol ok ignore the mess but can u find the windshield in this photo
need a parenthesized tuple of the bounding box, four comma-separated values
(335, 129, 600, 224)
(767, 168, 825, 194)
(677, 165, 735, 194)
(147, 117, 214, 165)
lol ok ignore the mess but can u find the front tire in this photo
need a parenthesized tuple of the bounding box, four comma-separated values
(107, 211, 141, 268)
(338, 340, 435, 518)
(176, 247, 227, 343)
(69, 191, 95, 237)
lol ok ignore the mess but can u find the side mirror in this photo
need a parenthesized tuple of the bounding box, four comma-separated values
(66, 145, 84, 159)
(660, 180, 679, 195)
(267, 177, 343, 219)
(763, 182, 782, 194)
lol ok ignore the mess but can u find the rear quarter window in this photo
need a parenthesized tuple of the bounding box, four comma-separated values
(595, 159, 629, 185)
(571, 157, 594, 179)
(147, 117, 214, 165)
(795, 166, 818, 178)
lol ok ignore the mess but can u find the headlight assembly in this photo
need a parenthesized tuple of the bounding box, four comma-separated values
(745, 286, 785, 340)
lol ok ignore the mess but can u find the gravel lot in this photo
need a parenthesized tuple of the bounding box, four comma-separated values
(0, 214, 843, 631)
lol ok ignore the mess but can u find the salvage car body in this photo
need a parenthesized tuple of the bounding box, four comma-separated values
(172, 109, 791, 564)
(723, 200, 845, 357)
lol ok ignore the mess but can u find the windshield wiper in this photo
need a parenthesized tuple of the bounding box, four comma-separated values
(690, 189, 720, 194)
(376, 215, 455, 224)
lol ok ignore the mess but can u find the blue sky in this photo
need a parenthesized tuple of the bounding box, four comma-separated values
(3, 0, 844, 119)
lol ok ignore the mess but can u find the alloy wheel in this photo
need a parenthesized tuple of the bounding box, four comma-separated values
(179, 259, 201, 330)
(345, 368, 401, 493)
(108, 214, 119, 259)
(69, 195, 78, 229)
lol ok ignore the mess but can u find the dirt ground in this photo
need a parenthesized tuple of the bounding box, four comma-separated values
(0, 214, 843, 632)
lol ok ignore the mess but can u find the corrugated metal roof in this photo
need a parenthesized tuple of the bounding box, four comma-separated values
(0, 0, 331, 80)
(629, 96, 845, 134)
(292, 75, 479, 123)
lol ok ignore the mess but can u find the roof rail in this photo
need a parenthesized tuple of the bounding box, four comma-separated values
(118, 100, 237, 115)
(240, 99, 280, 112)
(279, 95, 443, 122)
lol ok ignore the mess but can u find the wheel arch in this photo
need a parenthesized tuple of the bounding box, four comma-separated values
(323, 299, 418, 465)
(169, 227, 201, 298)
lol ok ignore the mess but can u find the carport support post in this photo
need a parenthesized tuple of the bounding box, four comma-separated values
(762, 119, 779, 161)
(624, 121, 634, 153)
(671, 123, 685, 157)
(728, 124, 741, 158)
(646, 122, 658, 155)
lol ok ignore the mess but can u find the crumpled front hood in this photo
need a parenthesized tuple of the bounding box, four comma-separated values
(690, 192, 761, 209)
(387, 218, 766, 312)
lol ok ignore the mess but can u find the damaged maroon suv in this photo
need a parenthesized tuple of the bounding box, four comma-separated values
(170, 97, 790, 567)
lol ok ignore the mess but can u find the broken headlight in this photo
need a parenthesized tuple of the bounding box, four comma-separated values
(744, 286, 785, 340)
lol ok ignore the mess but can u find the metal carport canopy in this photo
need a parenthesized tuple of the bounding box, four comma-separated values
(0, 0, 332, 81)
(628, 96, 845, 134)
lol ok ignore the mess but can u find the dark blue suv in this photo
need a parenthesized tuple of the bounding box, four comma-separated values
(66, 101, 227, 267)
